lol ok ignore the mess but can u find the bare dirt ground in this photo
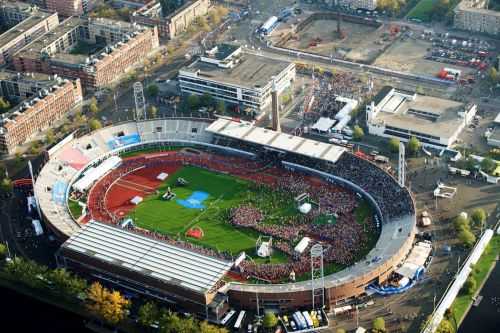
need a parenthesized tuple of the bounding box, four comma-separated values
(374, 37, 474, 77)
(281, 18, 388, 63)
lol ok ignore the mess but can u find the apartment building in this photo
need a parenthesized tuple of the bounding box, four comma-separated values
(45, 0, 84, 17)
(337, 0, 378, 10)
(131, 0, 210, 39)
(0, 1, 58, 65)
(0, 70, 63, 102)
(12, 17, 159, 89)
(0, 77, 82, 154)
(454, 0, 500, 35)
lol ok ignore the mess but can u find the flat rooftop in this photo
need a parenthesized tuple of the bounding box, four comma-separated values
(61, 221, 234, 294)
(15, 17, 85, 59)
(374, 88, 469, 139)
(0, 10, 53, 48)
(0, 70, 52, 83)
(206, 118, 345, 164)
(181, 53, 292, 90)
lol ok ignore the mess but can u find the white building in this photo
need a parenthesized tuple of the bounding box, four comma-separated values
(337, 0, 378, 11)
(366, 86, 477, 149)
(178, 44, 296, 112)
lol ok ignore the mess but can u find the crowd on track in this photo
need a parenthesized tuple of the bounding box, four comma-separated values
(81, 144, 414, 283)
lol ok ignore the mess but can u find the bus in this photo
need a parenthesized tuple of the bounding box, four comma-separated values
(302, 311, 313, 328)
(234, 311, 246, 331)
(221, 310, 236, 326)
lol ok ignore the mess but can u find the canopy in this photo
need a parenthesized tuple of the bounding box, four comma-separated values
(130, 196, 143, 205)
(157, 172, 169, 181)
(72, 156, 121, 192)
(299, 203, 312, 214)
(311, 117, 336, 133)
(294, 237, 311, 254)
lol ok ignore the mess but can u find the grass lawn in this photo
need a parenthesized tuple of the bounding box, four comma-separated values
(68, 200, 83, 219)
(407, 0, 434, 21)
(452, 234, 500, 324)
(129, 166, 289, 261)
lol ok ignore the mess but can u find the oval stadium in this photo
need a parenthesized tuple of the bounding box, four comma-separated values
(34, 117, 416, 321)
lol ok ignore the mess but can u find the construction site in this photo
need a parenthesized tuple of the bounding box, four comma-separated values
(270, 11, 401, 63)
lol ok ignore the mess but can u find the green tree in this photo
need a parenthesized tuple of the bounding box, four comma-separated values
(147, 84, 160, 97)
(89, 97, 99, 115)
(46, 129, 56, 145)
(47, 268, 87, 299)
(454, 215, 470, 232)
(353, 125, 364, 141)
(29, 141, 42, 155)
(480, 157, 496, 174)
(89, 118, 102, 131)
(0, 177, 12, 192)
(148, 105, 158, 118)
(488, 67, 499, 84)
(408, 136, 421, 155)
(200, 93, 215, 107)
(187, 94, 200, 110)
(263, 312, 278, 330)
(0, 243, 7, 259)
(462, 276, 477, 295)
(0, 97, 11, 113)
(471, 208, 487, 229)
(458, 228, 476, 248)
(4, 257, 48, 288)
(372, 317, 386, 333)
(436, 318, 454, 333)
(158, 310, 198, 333)
(199, 321, 229, 333)
(216, 100, 226, 114)
(389, 137, 400, 153)
(138, 301, 159, 328)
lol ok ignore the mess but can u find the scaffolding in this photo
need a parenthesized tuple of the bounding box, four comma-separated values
(310, 243, 325, 309)
(133, 81, 146, 121)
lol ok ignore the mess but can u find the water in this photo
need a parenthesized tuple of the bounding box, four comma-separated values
(0, 286, 91, 332)
(459, 262, 500, 333)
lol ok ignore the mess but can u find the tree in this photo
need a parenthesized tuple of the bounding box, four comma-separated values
(4, 257, 48, 288)
(89, 97, 99, 115)
(187, 94, 200, 110)
(471, 208, 487, 229)
(147, 84, 160, 97)
(0, 177, 12, 192)
(0, 97, 11, 113)
(138, 301, 159, 328)
(436, 319, 455, 333)
(488, 67, 499, 84)
(200, 93, 215, 107)
(454, 215, 470, 232)
(196, 16, 210, 32)
(46, 129, 55, 145)
(389, 137, 400, 153)
(199, 321, 229, 333)
(158, 310, 198, 333)
(408, 136, 421, 155)
(336, 329, 347, 333)
(147, 105, 158, 118)
(0, 243, 7, 259)
(47, 268, 87, 299)
(458, 228, 476, 248)
(480, 157, 496, 174)
(29, 141, 41, 155)
(263, 312, 278, 330)
(86, 282, 130, 325)
(372, 317, 386, 333)
(216, 100, 226, 114)
(353, 125, 364, 141)
(89, 118, 102, 130)
(462, 276, 477, 295)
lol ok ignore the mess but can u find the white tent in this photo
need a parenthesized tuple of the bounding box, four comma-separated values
(130, 196, 143, 205)
(294, 237, 311, 255)
(157, 172, 169, 181)
(32, 220, 43, 236)
(299, 202, 312, 214)
(311, 117, 336, 133)
(257, 241, 271, 257)
(72, 156, 122, 192)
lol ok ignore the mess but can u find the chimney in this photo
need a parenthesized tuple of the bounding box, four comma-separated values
(271, 80, 281, 132)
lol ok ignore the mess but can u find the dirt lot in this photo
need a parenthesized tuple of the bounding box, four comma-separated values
(374, 37, 474, 77)
(281, 18, 387, 63)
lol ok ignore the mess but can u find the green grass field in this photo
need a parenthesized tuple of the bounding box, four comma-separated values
(129, 166, 291, 262)
(407, 0, 434, 22)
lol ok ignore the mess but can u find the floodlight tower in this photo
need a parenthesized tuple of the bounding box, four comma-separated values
(133, 81, 146, 121)
(310, 243, 325, 309)
(398, 141, 406, 187)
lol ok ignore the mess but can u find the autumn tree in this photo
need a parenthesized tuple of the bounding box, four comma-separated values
(0, 97, 11, 113)
(408, 136, 421, 155)
(353, 125, 364, 141)
(471, 208, 487, 229)
(89, 97, 99, 115)
(148, 105, 158, 118)
(372, 317, 386, 333)
(86, 282, 130, 325)
(89, 118, 102, 131)
(389, 137, 400, 153)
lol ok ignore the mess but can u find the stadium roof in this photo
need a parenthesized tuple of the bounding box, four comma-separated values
(206, 118, 345, 164)
(61, 221, 233, 294)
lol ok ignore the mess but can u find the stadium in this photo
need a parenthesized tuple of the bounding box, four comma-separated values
(33, 117, 416, 322)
